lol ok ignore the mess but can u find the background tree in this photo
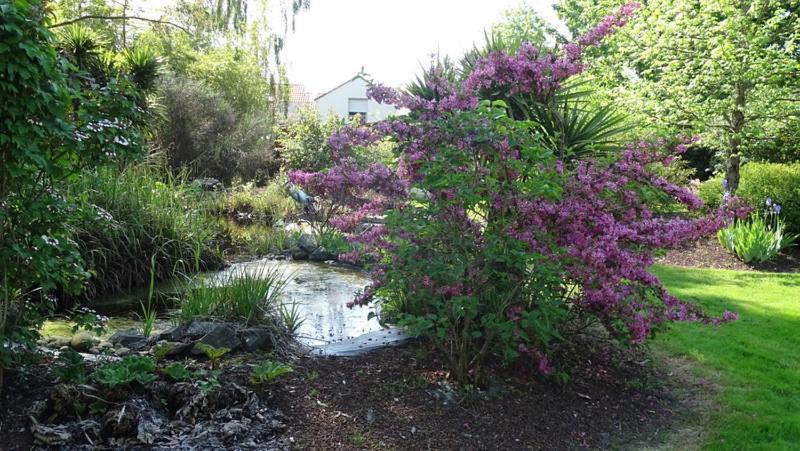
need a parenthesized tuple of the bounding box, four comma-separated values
(556, 0, 800, 192)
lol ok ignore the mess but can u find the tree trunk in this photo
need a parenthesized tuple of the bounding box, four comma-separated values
(725, 82, 747, 194)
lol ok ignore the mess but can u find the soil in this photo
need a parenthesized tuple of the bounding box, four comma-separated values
(655, 237, 800, 273)
(0, 340, 681, 450)
(274, 342, 677, 450)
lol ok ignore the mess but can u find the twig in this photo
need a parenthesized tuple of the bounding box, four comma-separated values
(49, 15, 190, 34)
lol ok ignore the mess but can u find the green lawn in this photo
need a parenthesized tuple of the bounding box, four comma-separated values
(652, 265, 800, 450)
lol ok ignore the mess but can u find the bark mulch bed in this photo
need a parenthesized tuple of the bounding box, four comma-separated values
(274, 343, 677, 450)
(655, 237, 800, 273)
(0, 341, 679, 450)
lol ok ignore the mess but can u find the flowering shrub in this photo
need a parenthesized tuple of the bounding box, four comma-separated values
(289, 3, 742, 382)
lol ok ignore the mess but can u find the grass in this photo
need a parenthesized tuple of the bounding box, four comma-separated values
(222, 220, 292, 256)
(206, 177, 298, 224)
(64, 157, 224, 300)
(652, 264, 800, 450)
(177, 266, 289, 325)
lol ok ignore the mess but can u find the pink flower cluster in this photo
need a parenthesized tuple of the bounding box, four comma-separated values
(507, 140, 744, 342)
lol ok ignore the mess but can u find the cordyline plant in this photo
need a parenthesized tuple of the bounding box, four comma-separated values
(289, 3, 744, 382)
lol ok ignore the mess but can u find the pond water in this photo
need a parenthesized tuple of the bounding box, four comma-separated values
(212, 259, 382, 344)
(42, 259, 383, 347)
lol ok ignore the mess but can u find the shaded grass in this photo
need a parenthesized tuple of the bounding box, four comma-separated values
(221, 220, 293, 256)
(205, 178, 298, 224)
(652, 265, 800, 450)
(64, 159, 224, 301)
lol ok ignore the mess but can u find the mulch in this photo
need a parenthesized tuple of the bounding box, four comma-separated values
(0, 341, 679, 450)
(655, 237, 800, 273)
(274, 342, 677, 450)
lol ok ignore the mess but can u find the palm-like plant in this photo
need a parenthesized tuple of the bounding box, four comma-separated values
(120, 46, 163, 92)
(513, 86, 631, 161)
(460, 35, 631, 162)
(57, 24, 105, 71)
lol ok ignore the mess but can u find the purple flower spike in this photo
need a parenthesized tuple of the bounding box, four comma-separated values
(773, 204, 782, 214)
(765, 197, 773, 206)
(722, 179, 729, 190)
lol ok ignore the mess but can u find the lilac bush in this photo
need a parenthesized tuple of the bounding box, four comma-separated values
(289, 3, 742, 382)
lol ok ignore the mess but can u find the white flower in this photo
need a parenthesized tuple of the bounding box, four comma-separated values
(113, 136, 130, 146)
(41, 235, 59, 247)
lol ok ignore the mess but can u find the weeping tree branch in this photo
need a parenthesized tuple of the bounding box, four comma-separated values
(49, 15, 190, 34)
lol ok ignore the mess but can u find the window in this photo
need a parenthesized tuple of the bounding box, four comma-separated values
(348, 98, 368, 123)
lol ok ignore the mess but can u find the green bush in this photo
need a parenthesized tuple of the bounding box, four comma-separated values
(277, 107, 344, 172)
(698, 163, 800, 233)
(157, 76, 279, 184)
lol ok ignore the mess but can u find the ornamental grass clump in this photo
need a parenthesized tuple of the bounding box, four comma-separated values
(718, 200, 798, 263)
(289, 3, 744, 383)
(178, 266, 289, 325)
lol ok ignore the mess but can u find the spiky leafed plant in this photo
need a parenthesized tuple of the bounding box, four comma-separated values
(120, 46, 163, 92)
(513, 84, 631, 161)
(56, 24, 105, 72)
(459, 35, 631, 161)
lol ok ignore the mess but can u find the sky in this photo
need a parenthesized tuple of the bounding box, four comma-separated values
(135, 0, 561, 96)
(283, 0, 560, 96)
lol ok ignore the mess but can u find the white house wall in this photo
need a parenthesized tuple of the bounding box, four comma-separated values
(315, 77, 396, 123)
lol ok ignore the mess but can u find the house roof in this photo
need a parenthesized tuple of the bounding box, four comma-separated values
(288, 84, 312, 106)
(314, 74, 369, 101)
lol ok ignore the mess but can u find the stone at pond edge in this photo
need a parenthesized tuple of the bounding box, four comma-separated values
(191, 323, 241, 353)
(309, 246, 336, 262)
(158, 320, 219, 342)
(238, 327, 274, 352)
(116, 347, 131, 356)
(298, 233, 318, 253)
(69, 332, 98, 352)
(109, 329, 148, 351)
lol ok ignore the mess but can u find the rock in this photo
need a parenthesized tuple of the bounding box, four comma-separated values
(195, 177, 223, 191)
(159, 320, 218, 342)
(309, 246, 336, 262)
(291, 248, 309, 260)
(70, 332, 98, 352)
(192, 323, 240, 353)
(98, 341, 112, 349)
(48, 336, 71, 348)
(238, 328, 274, 352)
(154, 341, 191, 357)
(89, 346, 101, 354)
(116, 347, 131, 356)
(109, 329, 147, 351)
(298, 233, 318, 253)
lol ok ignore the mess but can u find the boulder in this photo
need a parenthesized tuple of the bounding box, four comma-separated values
(109, 329, 147, 351)
(159, 320, 220, 342)
(69, 332, 98, 352)
(48, 336, 71, 348)
(309, 246, 336, 262)
(195, 177, 223, 191)
(192, 323, 240, 353)
(238, 328, 274, 352)
(298, 233, 318, 253)
(290, 248, 309, 260)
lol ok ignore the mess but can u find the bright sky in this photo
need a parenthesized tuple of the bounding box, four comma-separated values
(136, 0, 561, 96)
(284, 0, 561, 96)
